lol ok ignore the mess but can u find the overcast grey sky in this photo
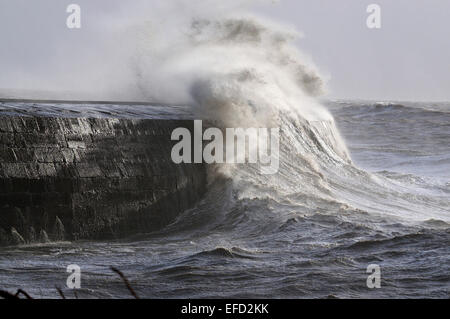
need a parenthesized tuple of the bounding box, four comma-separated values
(1, 0, 449, 101)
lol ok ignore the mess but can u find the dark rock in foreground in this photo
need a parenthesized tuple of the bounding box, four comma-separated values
(0, 116, 206, 245)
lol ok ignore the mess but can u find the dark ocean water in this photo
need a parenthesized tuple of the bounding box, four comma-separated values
(0, 100, 448, 299)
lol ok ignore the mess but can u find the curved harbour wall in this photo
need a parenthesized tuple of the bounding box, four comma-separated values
(0, 116, 207, 245)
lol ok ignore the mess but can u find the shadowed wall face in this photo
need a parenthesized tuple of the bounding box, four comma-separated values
(0, 116, 207, 245)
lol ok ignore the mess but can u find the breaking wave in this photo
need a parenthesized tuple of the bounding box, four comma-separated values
(1, 2, 449, 299)
(127, 11, 449, 225)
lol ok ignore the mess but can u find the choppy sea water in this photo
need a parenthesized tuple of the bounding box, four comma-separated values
(0, 100, 448, 299)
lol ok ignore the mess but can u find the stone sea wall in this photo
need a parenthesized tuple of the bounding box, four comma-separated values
(0, 116, 207, 245)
